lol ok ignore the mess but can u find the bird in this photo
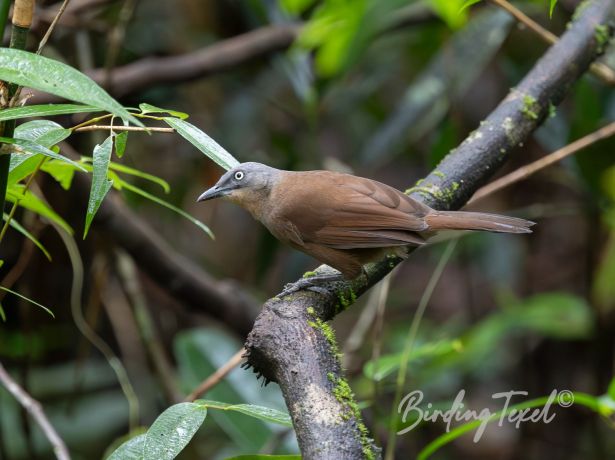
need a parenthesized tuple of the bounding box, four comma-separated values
(197, 162, 533, 291)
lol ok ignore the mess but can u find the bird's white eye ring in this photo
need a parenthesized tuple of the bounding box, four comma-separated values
(234, 171, 244, 181)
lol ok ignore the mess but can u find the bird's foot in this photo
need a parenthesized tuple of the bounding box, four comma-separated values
(280, 273, 344, 298)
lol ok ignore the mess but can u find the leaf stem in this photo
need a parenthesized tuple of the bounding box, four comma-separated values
(69, 112, 166, 132)
(74, 125, 174, 133)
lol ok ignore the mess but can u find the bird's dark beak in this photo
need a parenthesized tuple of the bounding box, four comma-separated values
(197, 185, 229, 202)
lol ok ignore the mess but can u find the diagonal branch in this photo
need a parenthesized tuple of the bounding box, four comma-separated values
(30, 24, 301, 102)
(244, 1, 615, 458)
(469, 121, 615, 204)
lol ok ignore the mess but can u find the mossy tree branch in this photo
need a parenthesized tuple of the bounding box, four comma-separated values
(244, 1, 615, 459)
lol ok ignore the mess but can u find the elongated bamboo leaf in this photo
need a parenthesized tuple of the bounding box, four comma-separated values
(1, 137, 84, 171)
(84, 136, 114, 238)
(7, 185, 73, 234)
(195, 400, 293, 427)
(81, 157, 170, 193)
(139, 103, 188, 120)
(0, 286, 54, 318)
(0, 103, 101, 121)
(121, 180, 214, 239)
(163, 117, 239, 171)
(0, 49, 141, 126)
(3, 213, 52, 260)
(114, 131, 128, 158)
(107, 434, 146, 460)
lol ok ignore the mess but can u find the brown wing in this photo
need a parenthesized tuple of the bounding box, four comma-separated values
(270, 171, 431, 250)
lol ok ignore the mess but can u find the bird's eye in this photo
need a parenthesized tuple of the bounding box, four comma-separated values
(234, 171, 244, 181)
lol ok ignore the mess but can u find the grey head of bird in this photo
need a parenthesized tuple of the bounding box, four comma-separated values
(197, 162, 280, 217)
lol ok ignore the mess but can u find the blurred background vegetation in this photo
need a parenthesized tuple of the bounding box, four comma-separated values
(1, 0, 615, 459)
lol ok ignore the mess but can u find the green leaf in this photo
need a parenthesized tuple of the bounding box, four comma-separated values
(0, 49, 142, 126)
(280, 0, 315, 14)
(8, 154, 41, 186)
(608, 377, 615, 401)
(7, 185, 73, 234)
(0, 104, 101, 122)
(460, 0, 482, 12)
(143, 403, 207, 460)
(506, 293, 593, 339)
(107, 434, 146, 460)
(0, 304, 5, 322)
(427, 0, 468, 29)
(298, 0, 368, 77)
(120, 180, 213, 238)
(14, 120, 71, 147)
(549, 0, 558, 17)
(0, 286, 54, 318)
(228, 405, 292, 427)
(8, 120, 74, 178)
(592, 230, 615, 311)
(84, 136, 114, 238)
(80, 157, 169, 193)
(4, 213, 52, 260)
(0, 137, 84, 171)
(163, 117, 239, 171)
(139, 103, 188, 120)
(195, 400, 293, 427)
(111, 162, 169, 193)
(174, 328, 283, 451)
(604, 166, 615, 201)
(114, 131, 128, 158)
(363, 340, 463, 381)
(41, 159, 78, 190)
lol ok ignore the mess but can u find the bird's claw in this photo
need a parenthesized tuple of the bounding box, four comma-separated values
(279, 274, 342, 298)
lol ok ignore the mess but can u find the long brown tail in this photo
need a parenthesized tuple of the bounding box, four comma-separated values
(425, 211, 534, 234)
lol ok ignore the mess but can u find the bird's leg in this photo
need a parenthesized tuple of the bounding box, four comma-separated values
(280, 272, 345, 297)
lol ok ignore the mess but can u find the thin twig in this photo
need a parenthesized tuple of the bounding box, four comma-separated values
(74, 125, 174, 133)
(37, 0, 71, 54)
(185, 348, 245, 402)
(469, 121, 615, 204)
(0, 361, 70, 460)
(487, 0, 615, 85)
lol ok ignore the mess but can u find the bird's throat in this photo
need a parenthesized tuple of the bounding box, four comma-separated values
(227, 187, 270, 222)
